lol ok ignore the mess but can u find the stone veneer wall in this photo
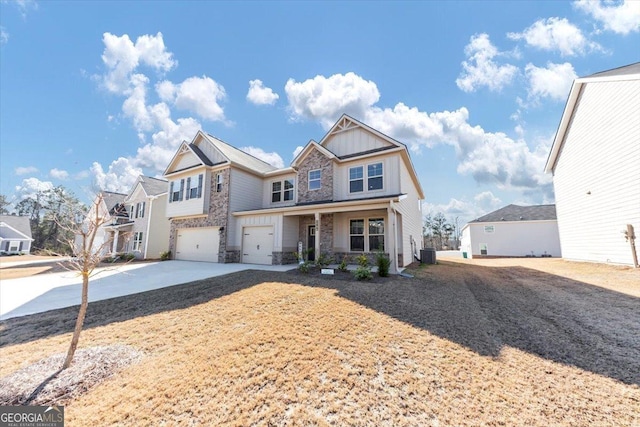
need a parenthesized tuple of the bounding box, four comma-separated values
(168, 168, 231, 262)
(320, 214, 333, 259)
(297, 149, 333, 203)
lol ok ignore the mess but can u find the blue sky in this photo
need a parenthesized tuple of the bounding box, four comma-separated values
(1, 0, 638, 224)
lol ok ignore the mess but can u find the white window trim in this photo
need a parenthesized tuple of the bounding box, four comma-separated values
(271, 179, 295, 204)
(348, 162, 384, 194)
(349, 217, 385, 252)
(216, 173, 223, 193)
(308, 169, 321, 191)
(133, 232, 143, 251)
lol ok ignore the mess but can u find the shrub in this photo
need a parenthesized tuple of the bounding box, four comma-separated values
(122, 253, 136, 261)
(298, 261, 311, 273)
(160, 250, 171, 261)
(353, 265, 372, 281)
(356, 254, 369, 267)
(338, 255, 349, 272)
(376, 252, 391, 277)
(316, 253, 333, 267)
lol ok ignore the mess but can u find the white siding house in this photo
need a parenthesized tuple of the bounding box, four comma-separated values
(545, 62, 640, 266)
(460, 205, 561, 259)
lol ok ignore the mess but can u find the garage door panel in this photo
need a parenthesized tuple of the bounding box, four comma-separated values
(176, 227, 219, 262)
(242, 226, 274, 265)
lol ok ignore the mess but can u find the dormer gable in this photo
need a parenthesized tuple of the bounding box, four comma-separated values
(291, 140, 336, 168)
(319, 114, 404, 158)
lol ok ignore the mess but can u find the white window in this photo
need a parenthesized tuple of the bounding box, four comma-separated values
(349, 166, 364, 193)
(186, 174, 203, 200)
(272, 179, 294, 203)
(484, 225, 495, 233)
(309, 169, 321, 190)
(169, 179, 184, 202)
(216, 173, 223, 193)
(135, 201, 145, 218)
(133, 232, 143, 251)
(350, 218, 385, 252)
(367, 163, 383, 191)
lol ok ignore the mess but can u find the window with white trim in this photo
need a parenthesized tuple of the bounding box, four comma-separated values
(135, 201, 145, 218)
(133, 232, 143, 251)
(308, 169, 321, 190)
(169, 174, 203, 203)
(216, 173, 223, 193)
(169, 179, 184, 202)
(349, 218, 385, 252)
(186, 174, 203, 200)
(349, 166, 364, 193)
(368, 163, 383, 190)
(272, 179, 294, 203)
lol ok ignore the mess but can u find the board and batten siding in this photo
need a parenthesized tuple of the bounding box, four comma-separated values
(232, 214, 283, 252)
(323, 127, 392, 157)
(394, 160, 424, 266)
(553, 79, 640, 265)
(226, 168, 266, 250)
(333, 154, 401, 200)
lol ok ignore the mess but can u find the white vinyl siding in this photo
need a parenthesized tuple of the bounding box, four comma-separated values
(552, 79, 640, 265)
(227, 168, 265, 251)
(462, 221, 561, 258)
(393, 160, 425, 266)
(166, 170, 210, 218)
(335, 155, 400, 200)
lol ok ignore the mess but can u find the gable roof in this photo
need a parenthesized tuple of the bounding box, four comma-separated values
(202, 133, 277, 175)
(291, 140, 336, 168)
(470, 204, 557, 223)
(545, 62, 640, 173)
(319, 114, 406, 151)
(139, 176, 167, 196)
(101, 191, 128, 217)
(0, 215, 33, 239)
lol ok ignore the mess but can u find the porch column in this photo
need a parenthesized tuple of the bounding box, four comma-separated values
(112, 229, 120, 254)
(388, 204, 398, 274)
(315, 212, 321, 260)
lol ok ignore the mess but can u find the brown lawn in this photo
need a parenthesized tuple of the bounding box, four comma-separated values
(1, 258, 638, 426)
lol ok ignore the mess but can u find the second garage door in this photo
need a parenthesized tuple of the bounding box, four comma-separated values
(242, 226, 274, 265)
(175, 227, 220, 262)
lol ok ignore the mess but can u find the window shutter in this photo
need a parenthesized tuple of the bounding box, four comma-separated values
(135, 203, 139, 218)
(179, 179, 184, 201)
(141, 201, 145, 217)
(169, 182, 174, 203)
(198, 174, 203, 198)
(186, 177, 191, 200)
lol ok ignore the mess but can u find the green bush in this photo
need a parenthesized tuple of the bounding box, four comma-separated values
(352, 265, 372, 281)
(376, 252, 391, 277)
(298, 261, 311, 273)
(316, 252, 333, 267)
(356, 254, 369, 267)
(338, 255, 349, 272)
(160, 250, 171, 261)
(122, 253, 136, 261)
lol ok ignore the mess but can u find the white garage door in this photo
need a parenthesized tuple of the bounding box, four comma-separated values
(242, 226, 274, 265)
(175, 227, 220, 262)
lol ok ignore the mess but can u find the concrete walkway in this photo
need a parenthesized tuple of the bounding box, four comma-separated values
(0, 261, 295, 320)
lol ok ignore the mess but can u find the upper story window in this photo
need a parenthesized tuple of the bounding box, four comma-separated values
(349, 162, 383, 193)
(216, 173, 223, 193)
(135, 201, 146, 218)
(308, 169, 321, 190)
(272, 179, 294, 203)
(169, 173, 203, 203)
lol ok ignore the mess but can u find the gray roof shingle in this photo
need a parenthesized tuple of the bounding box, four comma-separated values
(139, 176, 168, 196)
(471, 204, 557, 223)
(0, 215, 33, 239)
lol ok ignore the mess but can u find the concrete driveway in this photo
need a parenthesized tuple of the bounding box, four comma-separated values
(0, 261, 296, 320)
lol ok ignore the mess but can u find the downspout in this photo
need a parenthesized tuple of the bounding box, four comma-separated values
(143, 195, 158, 259)
(389, 200, 399, 274)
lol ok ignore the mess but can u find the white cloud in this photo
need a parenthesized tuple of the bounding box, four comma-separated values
(49, 168, 69, 180)
(90, 158, 142, 193)
(292, 146, 304, 159)
(15, 177, 54, 200)
(0, 26, 8, 45)
(15, 166, 38, 175)
(239, 146, 284, 168)
(574, 0, 640, 35)
(423, 191, 503, 225)
(74, 170, 90, 180)
(507, 17, 601, 56)
(101, 32, 176, 95)
(285, 72, 380, 128)
(12, 0, 38, 18)
(247, 79, 280, 106)
(456, 33, 518, 93)
(156, 76, 227, 122)
(525, 62, 578, 102)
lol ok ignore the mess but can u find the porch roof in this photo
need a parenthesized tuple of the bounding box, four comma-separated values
(103, 221, 134, 230)
(233, 194, 406, 217)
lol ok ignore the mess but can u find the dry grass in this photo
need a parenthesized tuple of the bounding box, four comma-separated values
(1, 260, 638, 426)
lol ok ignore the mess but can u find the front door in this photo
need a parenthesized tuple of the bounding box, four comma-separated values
(307, 225, 316, 261)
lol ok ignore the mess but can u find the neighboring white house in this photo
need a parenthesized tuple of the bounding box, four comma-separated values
(460, 204, 561, 259)
(544, 62, 640, 266)
(80, 191, 130, 257)
(0, 215, 33, 255)
(163, 114, 425, 271)
(108, 175, 171, 259)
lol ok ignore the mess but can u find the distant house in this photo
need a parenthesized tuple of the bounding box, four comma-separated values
(460, 204, 561, 259)
(545, 62, 640, 266)
(0, 215, 33, 255)
(163, 114, 425, 270)
(81, 191, 130, 257)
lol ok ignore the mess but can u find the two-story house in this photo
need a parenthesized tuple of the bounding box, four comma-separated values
(81, 191, 130, 257)
(163, 115, 425, 272)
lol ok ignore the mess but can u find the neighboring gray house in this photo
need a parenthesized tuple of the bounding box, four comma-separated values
(0, 215, 33, 255)
(545, 62, 640, 266)
(460, 204, 561, 259)
(108, 176, 170, 259)
(163, 114, 425, 271)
